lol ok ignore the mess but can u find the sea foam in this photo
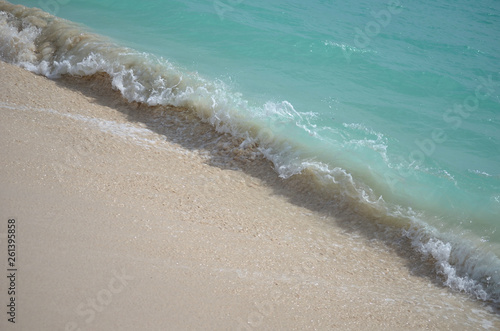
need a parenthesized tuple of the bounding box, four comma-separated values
(1, 0, 499, 306)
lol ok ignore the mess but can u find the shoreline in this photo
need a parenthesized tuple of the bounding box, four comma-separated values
(2, 0, 499, 308)
(1, 61, 498, 329)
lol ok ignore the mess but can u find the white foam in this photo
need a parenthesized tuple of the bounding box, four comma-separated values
(468, 169, 494, 177)
(403, 218, 499, 304)
(2, 2, 499, 305)
(323, 40, 374, 54)
(0, 11, 41, 65)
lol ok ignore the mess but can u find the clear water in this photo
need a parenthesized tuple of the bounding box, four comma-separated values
(1, 0, 499, 303)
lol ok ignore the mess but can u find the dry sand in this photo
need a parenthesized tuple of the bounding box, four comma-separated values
(0, 60, 498, 330)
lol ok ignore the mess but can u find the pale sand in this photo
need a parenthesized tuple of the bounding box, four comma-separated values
(0, 60, 498, 330)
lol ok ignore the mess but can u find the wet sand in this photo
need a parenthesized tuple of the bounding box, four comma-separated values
(0, 61, 498, 330)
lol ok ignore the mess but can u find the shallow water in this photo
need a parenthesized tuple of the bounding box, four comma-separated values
(1, 0, 499, 304)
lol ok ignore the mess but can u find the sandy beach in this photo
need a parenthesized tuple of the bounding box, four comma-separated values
(0, 60, 498, 330)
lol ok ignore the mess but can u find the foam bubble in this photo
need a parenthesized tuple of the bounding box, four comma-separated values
(1, 1, 499, 305)
(403, 218, 500, 304)
(0, 11, 40, 65)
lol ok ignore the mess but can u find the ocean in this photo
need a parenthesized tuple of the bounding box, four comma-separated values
(1, 0, 499, 305)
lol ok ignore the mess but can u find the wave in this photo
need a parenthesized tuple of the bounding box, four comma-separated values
(1, 1, 499, 307)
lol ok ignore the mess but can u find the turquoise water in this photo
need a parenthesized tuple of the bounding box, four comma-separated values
(1, 0, 499, 303)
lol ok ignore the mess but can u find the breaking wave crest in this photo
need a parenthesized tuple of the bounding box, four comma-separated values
(1, 1, 499, 306)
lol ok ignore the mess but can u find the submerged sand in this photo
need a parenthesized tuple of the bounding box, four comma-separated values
(0, 61, 498, 330)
